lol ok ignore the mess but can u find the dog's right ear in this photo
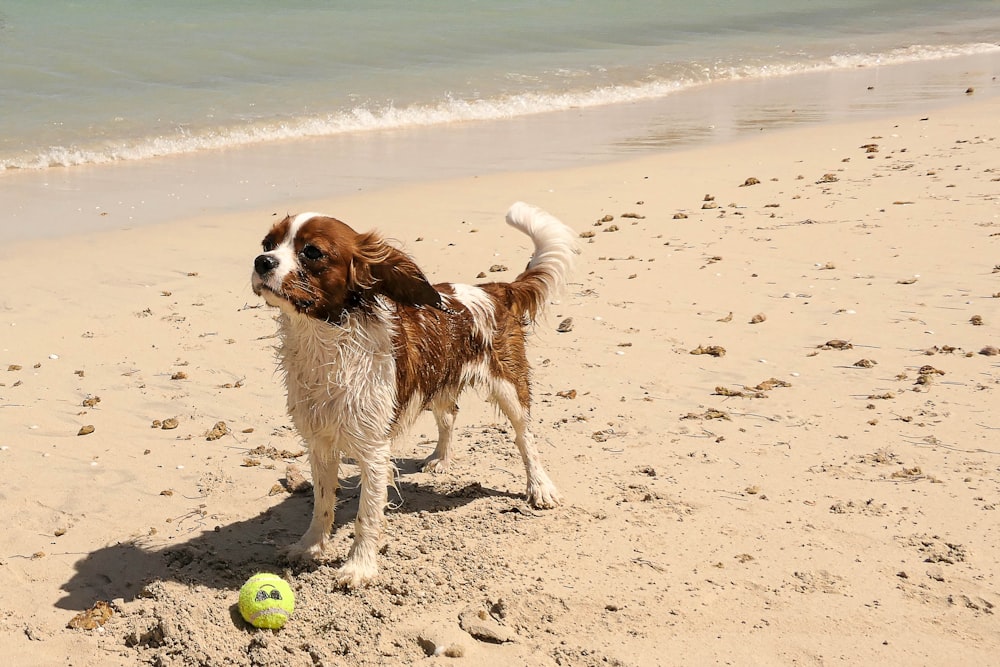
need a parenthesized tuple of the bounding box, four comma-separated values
(352, 232, 442, 309)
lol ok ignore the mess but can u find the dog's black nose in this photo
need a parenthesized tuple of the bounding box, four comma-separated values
(254, 254, 279, 276)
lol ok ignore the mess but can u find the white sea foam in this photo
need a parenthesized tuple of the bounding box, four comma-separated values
(829, 42, 1000, 69)
(4, 81, 697, 170)
(2, 41, 997, 172)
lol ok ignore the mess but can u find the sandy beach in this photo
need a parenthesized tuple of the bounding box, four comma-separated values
(2, 81, 999, 665)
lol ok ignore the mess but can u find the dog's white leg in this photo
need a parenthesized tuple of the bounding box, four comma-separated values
(336, 442, 390, 588)
(286, 441, 340, 562)
(491, 380, 563, 508)
(422, 399, 459, 473)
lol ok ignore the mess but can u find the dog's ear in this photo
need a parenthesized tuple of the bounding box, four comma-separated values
(353, 232, 442, 309)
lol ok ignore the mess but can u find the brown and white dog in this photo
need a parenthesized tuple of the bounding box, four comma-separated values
(251, 202, 577, 587)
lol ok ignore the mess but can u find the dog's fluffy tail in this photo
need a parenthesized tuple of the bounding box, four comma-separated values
(504, 201, 579, 322)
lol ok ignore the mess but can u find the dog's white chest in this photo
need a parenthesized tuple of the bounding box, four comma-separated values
(277, 313, 398, 447)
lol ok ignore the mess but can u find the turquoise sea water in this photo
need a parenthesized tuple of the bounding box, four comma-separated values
(1, 0, 998, 171)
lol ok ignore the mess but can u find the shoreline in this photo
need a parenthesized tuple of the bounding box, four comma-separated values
(1, 51, 996, 246)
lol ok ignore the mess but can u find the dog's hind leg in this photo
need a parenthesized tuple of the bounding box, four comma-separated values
(422, 397, 459, 473)
(491, 379, 562, 509)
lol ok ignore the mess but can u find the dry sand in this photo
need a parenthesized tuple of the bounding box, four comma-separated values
(1, 92, 999, 666)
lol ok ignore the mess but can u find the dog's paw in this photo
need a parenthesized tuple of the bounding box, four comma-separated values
(283, 539, 333, 564)
(335, 560, 378, 589)
(421, 455, 451, 474)
(527, 482, 563, 509)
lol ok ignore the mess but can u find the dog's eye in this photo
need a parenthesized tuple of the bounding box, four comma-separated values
(262, 239, 276, 252)
(301, 244, 323, 261)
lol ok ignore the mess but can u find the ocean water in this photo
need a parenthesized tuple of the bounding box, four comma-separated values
(1, 0, 998, 172)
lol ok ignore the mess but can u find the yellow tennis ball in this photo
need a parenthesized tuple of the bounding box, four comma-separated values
(238, 573, 295, 629)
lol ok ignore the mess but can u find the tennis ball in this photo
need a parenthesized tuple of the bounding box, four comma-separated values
(238, 573, 295, 629)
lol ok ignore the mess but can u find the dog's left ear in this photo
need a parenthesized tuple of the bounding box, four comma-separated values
(354, 232, 442, 309)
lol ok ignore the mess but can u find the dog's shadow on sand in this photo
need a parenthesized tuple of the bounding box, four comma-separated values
(57, 458, 521, 611)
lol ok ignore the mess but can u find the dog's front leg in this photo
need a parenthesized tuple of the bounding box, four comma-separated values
(286, 441, 340, 562)
(336, 442, 390, 588)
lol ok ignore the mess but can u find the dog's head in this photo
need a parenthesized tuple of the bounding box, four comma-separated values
(251, 213, 442, 321)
